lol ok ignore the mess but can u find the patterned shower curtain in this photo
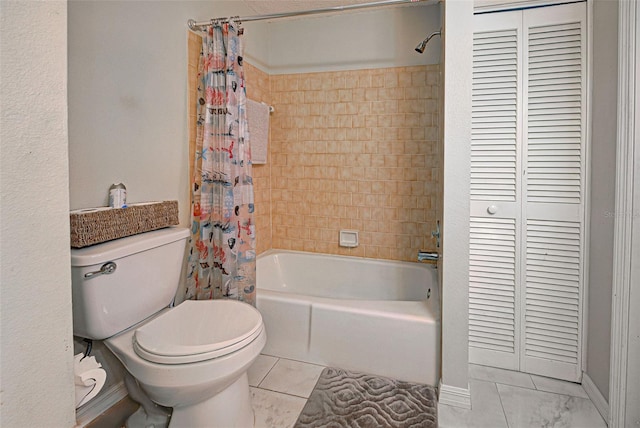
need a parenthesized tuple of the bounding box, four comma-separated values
(185, 21, 256, 305)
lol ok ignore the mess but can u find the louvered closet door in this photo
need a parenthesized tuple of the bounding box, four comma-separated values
(469, 10, 523, 371)
(471, 2, 587, 381)
(521, 2, 586, 382)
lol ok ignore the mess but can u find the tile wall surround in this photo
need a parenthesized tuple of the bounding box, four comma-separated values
(195, 47, 442, 262)
(269, 65, 441, 261)
(245, 63, 441, 262)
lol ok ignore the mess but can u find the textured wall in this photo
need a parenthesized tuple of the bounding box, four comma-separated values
(68, 1, 268, 224)
(0, 1, 76, 425)
(266, 3, 441, 74)
(269, 65, 440, 261)
(586, 0, 617, 402)
(439, 0, 472, 401)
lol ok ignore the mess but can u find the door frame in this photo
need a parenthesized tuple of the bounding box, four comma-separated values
(609, 0, 639, 426)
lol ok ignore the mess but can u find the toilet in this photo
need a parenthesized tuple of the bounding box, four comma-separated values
(70, 227, 266, 427)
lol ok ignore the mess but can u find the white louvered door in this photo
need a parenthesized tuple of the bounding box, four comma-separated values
(521, 4, 586, 382)
(470, 10, 522, 371)
(470, 2, 586, 382)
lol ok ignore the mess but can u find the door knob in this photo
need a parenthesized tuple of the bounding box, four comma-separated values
(487, 205, 498, 215)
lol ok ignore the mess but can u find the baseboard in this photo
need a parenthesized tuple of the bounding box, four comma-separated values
(75, 381, 128, 427)
(438, 378, 472, 409)
(582, 373, 609, 425)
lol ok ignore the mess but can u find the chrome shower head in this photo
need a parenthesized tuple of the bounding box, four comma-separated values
(415, 39, 428, 54)
(415, 29, 441, 54)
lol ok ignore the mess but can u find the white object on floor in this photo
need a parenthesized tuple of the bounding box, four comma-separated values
(74, 353, 107, 408)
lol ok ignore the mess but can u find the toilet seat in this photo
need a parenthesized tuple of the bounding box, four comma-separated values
(133, 300, 263, 364)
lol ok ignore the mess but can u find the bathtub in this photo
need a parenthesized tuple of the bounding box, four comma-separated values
(256, 250, 441, 386)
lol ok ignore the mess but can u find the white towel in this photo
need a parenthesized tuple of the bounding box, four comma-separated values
(247, 99, 270, 164)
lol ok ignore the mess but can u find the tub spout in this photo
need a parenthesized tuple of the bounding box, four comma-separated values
(418, 251, 439, 262)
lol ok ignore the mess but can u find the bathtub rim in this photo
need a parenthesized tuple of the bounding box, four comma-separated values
(257, 248, 439, 272)
(257, 248, 440, 316)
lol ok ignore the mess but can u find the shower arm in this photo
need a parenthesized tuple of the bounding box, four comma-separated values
(415, 29, 441, 53)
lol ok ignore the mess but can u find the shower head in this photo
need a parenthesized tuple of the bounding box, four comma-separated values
(415, 29, 441, 54)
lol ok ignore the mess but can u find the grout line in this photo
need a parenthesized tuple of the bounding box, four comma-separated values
(254, 385, 312, 400)
(530, 375, 540, 391)
(494, 382, 512, 428)
(265, 354, 327, 368)
(494, 381, 592, 400)
(256, 356, 280, 388)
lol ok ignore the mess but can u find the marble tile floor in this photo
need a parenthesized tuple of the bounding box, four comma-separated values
(85, 357, 607, 428)
(438, 364, 607, 428)
(248, 355, 324, 428)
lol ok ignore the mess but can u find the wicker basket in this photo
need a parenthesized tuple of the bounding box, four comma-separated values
(70, 201, 179, 248)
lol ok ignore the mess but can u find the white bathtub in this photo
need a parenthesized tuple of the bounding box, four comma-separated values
(256, 250, 441, 386)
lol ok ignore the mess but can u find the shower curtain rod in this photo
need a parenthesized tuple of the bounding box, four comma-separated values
(188, 0, 428, 31)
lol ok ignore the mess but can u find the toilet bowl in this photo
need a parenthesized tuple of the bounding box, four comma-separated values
(107, 300, 266, 427)
(70, 228, 265, 427)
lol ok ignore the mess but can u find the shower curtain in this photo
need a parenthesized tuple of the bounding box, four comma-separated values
(185, 21, 256, 305)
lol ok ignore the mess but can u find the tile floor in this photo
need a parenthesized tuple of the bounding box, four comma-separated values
(88, 356, 608, 428)
(251, 356, 608, 428)
(438, 364, 608, 428)
(248, 355, 324, 428)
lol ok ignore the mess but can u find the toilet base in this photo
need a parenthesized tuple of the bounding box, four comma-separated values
(168, 372, 254, 428)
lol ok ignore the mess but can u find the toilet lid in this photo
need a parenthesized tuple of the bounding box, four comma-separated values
(133, 300, 263, 364)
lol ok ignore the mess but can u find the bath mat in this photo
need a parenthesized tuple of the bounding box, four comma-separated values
(294, 367, 437, 428)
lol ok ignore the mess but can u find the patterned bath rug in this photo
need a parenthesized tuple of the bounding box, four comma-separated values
(294, 367, 438, 428)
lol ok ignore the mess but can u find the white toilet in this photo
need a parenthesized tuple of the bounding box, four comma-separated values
(71, 227, 266, 427)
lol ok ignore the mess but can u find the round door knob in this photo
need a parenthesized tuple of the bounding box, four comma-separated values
(487, 205, 498, 215)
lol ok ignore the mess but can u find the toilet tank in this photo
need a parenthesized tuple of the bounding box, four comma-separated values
(71, 227, 190, 340)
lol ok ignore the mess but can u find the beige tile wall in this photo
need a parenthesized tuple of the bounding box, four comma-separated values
(187, 32, 201, 214)
(269, 65, 441, 262)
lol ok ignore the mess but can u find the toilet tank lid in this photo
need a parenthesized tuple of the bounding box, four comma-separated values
(71, 227, 190, 267)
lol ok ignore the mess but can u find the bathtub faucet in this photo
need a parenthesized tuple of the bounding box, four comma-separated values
(418, 251, 439, 262)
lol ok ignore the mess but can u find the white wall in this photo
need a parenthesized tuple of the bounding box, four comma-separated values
(0, 2, 76, 426)
(586, 0, 617, 402)
(267, 3, 441, 74)
(67, 0, 441, 222)
(68, 0, 268, 225)
(438, 0, 472, 407)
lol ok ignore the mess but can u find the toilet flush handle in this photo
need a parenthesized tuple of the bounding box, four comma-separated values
(84, 262, 117, 279)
